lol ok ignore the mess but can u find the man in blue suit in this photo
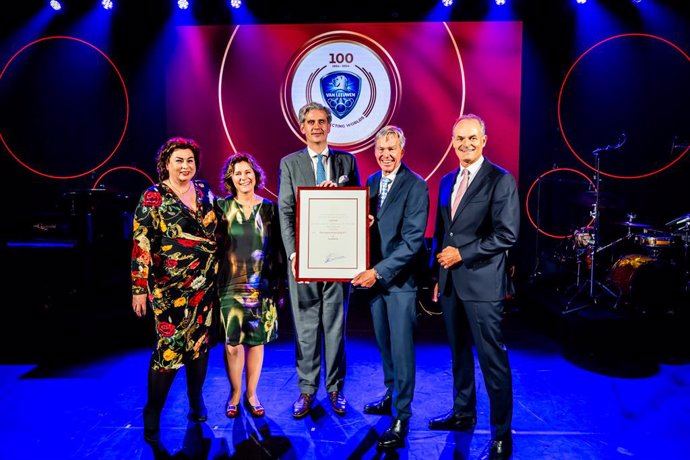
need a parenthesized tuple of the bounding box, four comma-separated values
(429, 114, 519, 460)
(278, 102, 360, 419)
(352, 125, 429, 450)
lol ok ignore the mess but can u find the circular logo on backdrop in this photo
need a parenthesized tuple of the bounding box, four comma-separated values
(281, 31, 401, 153)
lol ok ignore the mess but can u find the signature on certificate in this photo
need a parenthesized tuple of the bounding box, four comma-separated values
(324, 253, 346, 264)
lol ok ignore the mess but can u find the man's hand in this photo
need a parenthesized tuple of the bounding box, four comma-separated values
(317, 180, 337, 188)
(437, 246, 462, 269)
(368, 214, 374, 227)
(351, 269, 377, 288)
(291, 256, 309, 284)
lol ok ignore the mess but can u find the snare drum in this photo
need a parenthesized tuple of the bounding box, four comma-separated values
(635, 230, 674, 248)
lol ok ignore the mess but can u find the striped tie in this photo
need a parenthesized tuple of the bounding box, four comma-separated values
(378, 177, 391, 210)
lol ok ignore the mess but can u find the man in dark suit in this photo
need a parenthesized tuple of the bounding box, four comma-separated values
(278, 102, 360, 418)
(352, 125, 429, 450)
(429, 114, 519, 460)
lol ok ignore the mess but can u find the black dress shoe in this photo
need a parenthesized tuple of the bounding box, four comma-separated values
(329, 391, 347, 415)
(488, 436, 513, 460)
(428, 410, 476, 431)
(292, 393, 313, 419)
(187, 404, 208, 422)
(377, 418, 409, 450)
(363, 394, 392, 415)
(188, 396, 208, 422)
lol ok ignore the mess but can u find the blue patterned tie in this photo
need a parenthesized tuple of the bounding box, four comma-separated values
(378, 177, 391, 210)
(315, 154, 327, 184)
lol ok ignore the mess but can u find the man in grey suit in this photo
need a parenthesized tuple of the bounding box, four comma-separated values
(352, 125, 429, 449)
(429, 114, 519, 460)
(278, 102, 361, 418)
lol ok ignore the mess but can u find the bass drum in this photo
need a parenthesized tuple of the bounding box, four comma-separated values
(607, 254, 684, 315)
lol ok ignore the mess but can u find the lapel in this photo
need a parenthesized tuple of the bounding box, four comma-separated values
(378, 164, 408, 217)
(297, 149, 316, 186)
(329, 149, 341, 183)
(451, 160, 491, 222)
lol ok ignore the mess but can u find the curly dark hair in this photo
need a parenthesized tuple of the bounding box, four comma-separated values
(221, 153, 265, 195)
(155, 137, 201, 182)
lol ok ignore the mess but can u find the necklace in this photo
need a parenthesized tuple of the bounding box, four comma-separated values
(167, 180, 192, 196)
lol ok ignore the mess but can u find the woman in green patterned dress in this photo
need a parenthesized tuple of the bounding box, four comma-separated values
(217, 153, 284, 418)
(131, 137, 219, 442)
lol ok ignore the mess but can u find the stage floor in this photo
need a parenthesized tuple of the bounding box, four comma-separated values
(1, 296, 689, 459)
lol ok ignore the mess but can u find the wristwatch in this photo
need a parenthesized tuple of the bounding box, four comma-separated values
(374, 269, 382, 281)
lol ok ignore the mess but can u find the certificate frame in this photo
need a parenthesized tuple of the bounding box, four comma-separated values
(296, 186, 369, 281)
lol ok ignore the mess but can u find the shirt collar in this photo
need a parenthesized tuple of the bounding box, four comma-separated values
(308, 146, 329, 159)
(462, 156, 484, 178)
(382, 164, 402, 182)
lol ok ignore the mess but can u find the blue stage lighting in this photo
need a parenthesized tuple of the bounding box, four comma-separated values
(49, 0, 62, 11)
(178, 0, 189, 9)
(102, 0, 113, 9)
(230, 0, 242, 8)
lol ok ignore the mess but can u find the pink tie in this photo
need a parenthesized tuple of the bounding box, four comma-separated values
(451, 169, 469, 219)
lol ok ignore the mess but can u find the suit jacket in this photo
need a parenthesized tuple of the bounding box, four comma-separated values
(368, 163, 429, 292)
(278, 147, 360, 257)
(432, 159, 519, 302)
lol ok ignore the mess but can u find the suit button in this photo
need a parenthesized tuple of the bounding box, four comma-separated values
(449, 232, 454, 236)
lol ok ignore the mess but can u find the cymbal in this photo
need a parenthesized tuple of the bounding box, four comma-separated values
(615, 221, 653, 228)
(666, 213, 690, 227)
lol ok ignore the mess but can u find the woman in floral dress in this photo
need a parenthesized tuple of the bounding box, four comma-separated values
(216, 153, 284, 418)
(131, 137, 219, 442)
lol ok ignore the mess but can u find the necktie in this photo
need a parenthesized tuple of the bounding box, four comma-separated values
(378, 177, 391, 210)
(315, 154, 327, 184)
(451, 169, 469, 218)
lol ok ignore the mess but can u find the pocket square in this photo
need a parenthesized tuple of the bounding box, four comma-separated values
(337, 175, 349, 185)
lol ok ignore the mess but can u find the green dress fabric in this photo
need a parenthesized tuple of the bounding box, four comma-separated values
(131, 180, 219, 370)
(216, 197, 284, 346)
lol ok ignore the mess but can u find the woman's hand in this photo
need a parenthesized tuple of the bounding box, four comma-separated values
(132, 294, 147, 317)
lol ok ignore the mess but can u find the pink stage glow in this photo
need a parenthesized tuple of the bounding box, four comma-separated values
(167, 22, 522, 235)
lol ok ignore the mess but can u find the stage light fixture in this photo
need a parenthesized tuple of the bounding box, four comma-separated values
(102, 0, 113, 9)
(442, 0, 453, 7)
(495, 0, 506, 5)
(230, 0, 242, 8)
(631, 0, 642, 3)
(177, 0, 189, 9)
(576, 0, 587, 4)
(49, 0, 62, 11)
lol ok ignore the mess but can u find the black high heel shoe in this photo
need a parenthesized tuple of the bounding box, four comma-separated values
(243, 392, 265, 418)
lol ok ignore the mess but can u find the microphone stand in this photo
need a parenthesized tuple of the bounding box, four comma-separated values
(563, 149, 617, 314)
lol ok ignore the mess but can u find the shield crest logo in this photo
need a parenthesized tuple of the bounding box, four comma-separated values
(320, 71, 361, 120)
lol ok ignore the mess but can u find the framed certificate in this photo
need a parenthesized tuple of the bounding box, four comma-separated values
(296, 187, 369, 281)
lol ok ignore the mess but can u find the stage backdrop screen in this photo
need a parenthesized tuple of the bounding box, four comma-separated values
(167, 22, 522, 235)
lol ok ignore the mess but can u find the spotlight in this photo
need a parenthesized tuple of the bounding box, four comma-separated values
(49, 0, 62, 10)
(102, 0, 113, 9)
(631, 0, 642, 3)
(177, 0, 189, 9)
(230, 0, 242, 8)
(442, 0, 453, 7)
(576, 0, 587, 4)
(495, 0, 506, 5)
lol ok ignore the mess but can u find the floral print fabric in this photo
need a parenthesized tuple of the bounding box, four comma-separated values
(131, 180, 219, 370)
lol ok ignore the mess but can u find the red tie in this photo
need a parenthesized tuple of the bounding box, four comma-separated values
(451, 169, 469, 219)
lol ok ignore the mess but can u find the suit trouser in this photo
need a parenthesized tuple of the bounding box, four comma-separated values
(440, 286, 513, 439)
(288, 273, 349, 394)
(370, 290, 417, 421)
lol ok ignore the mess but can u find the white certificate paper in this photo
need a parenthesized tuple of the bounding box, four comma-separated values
(296, 187, 369, 281)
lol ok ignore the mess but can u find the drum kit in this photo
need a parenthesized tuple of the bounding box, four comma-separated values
(565, 211, 689, 316)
